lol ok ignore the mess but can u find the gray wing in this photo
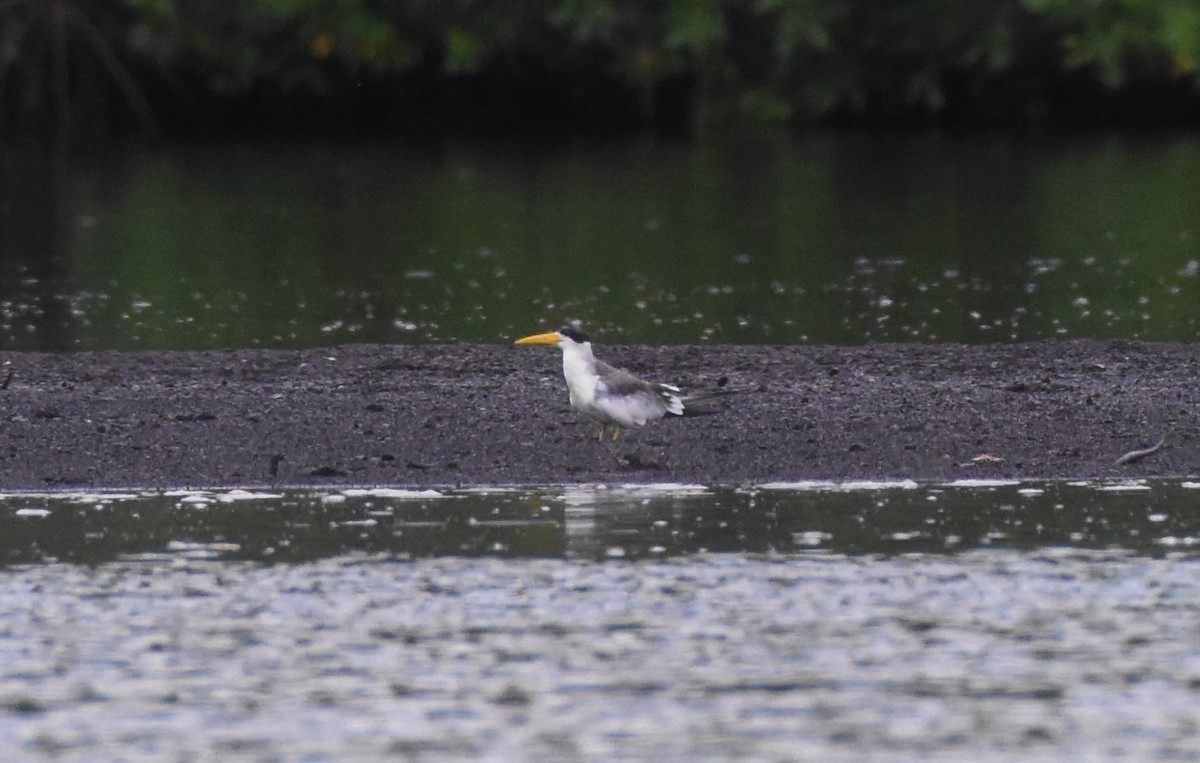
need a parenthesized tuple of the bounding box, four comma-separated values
(595, 361, 684, 419)
(594, 361, 658, 396)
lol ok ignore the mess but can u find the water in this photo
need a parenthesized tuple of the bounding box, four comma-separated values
(2, 134, 1200, 350)
(3, 480, 1200, 760)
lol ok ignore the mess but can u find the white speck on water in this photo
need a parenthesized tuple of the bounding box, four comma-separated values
(1157, 535, 1200, 547)
(794, 530, 832, 547)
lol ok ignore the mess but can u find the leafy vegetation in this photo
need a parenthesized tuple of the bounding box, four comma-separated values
(2, 0, 1199, 139)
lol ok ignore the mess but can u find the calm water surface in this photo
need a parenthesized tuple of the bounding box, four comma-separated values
(2, 134, 1199, 350)
(2, 480, 1200, 760)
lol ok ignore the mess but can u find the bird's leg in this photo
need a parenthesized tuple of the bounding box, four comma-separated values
(611, 426, 623, 442)
(597, 424, 606, 442)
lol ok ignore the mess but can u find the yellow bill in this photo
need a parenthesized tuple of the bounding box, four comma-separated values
(515, 331, 562, 346)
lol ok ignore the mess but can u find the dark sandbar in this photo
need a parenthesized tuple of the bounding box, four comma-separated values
(0, 340, 1196, 489)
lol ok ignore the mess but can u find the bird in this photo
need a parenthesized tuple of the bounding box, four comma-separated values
(515, 326, 730, 441)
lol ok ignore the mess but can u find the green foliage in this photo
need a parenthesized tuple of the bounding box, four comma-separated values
(1021, 0, 1200, 84)
(3, 0, 1200, 138)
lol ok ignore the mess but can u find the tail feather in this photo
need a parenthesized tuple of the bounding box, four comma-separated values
(654, 383, 686, 416)
(679, 389, 738, 417)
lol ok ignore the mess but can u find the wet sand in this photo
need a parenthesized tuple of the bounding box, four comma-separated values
(0, 340, 1196, 489)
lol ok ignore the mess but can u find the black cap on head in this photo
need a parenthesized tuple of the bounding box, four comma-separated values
(558, 326, 590, 343)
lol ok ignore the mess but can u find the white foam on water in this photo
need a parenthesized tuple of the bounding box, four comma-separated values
(0, 491, 142, 503)
(562, 483, 710, 508)
(340, 488, 444, 499)
(940, 479, 1021, 488)
(167, 540, 241, 553)
(69, 493, 142, 503)
(217, 489, 284, 502)
(755, 480, 920, 492)
(1097, 481, 1151, 492)
(615, 483, 709, 494)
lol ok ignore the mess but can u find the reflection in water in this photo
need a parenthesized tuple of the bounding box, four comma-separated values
(0, 136, 1199, 349)
(1, 479, 1198, 564)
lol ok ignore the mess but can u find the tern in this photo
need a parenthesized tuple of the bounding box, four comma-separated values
(515, 327, 729, 441)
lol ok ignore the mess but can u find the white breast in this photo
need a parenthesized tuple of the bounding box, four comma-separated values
(561, 344, 599, 409)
